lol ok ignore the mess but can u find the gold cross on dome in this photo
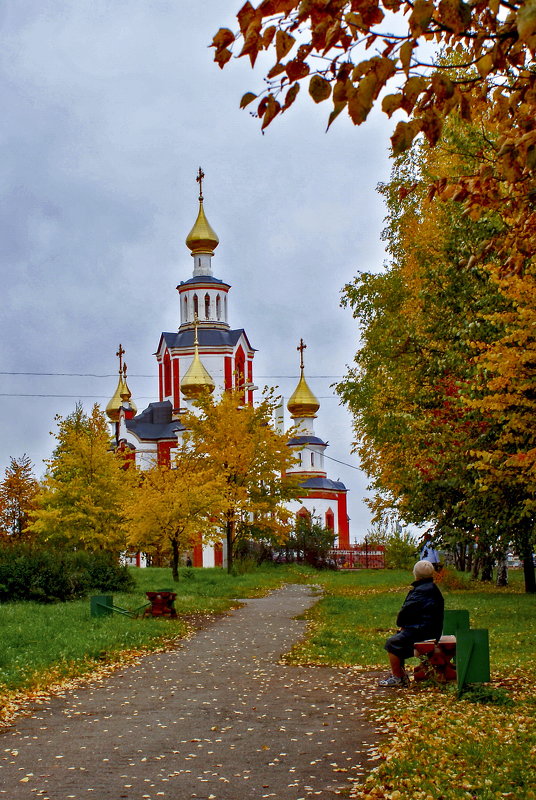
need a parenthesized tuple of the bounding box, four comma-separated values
(196, 167, 205, 202)
(297, 338, 307, 370)
(116, 343, 125, 374)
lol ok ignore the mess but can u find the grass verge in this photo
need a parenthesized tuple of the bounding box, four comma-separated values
(0, 563, 295, 721)
(1, 563, 534, 799)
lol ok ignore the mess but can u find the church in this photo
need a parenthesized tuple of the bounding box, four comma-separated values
(106, 171, 350, 566)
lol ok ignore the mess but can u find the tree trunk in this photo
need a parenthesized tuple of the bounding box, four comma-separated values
(471, 553, 480, 580)
(455, 543, 466, 572)
(480, 552, 494, 582)
(226, 517, 234, 574)
(171, 538, 180, 582)
(520, 536, 536, 594)
(495, 552, 508, 586)
(466, 546, 473, 573)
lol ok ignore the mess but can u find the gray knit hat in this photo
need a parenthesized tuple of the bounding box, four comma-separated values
(413, 560, 435, 579)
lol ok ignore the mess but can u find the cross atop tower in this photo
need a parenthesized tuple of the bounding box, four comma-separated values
(196, 167, 205, 202)
(297, 338, 307, 371)
(116, 343, 125, 374)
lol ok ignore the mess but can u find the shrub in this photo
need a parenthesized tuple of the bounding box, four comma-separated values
(0, 543, 133, 602)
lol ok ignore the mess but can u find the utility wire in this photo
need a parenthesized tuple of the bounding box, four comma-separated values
(0, 371, 345, 379)
(0, 393, 341, 399)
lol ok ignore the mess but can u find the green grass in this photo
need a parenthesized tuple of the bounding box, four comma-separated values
(0, 563, 296, 699)
(1, 563, 535, 798)
(283, 567, 536, 670)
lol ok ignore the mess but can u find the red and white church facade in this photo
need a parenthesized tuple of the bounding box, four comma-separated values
(106, 171, 350, 566)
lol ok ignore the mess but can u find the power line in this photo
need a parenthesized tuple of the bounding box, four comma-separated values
(302, 446, 361, 471)
(0, 393, 342, 399)
(0, 371, 345, 379)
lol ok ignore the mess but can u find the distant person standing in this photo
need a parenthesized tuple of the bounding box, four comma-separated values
(379, 560, 444, 687)
(421, 538, 441, 571)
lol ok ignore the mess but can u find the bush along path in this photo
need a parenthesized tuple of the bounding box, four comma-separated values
(0, 584, 385, 800)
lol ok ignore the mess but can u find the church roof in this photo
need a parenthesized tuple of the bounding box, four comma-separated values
(161, 328, 256, 352)
(300, 476, 347, 492)
(125, 401, 185, 441)
(178, 275, 229, 287)
(288, 435, 327, 447)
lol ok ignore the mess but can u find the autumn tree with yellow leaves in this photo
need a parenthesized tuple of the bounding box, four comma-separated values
(30, 404, 131, 554)
(337, 113, 535, 590)
(124, 449, 224, 581)
(213, 1, 535, 275)
(183, 390, 300, 573)
(0, 455, 39, 541)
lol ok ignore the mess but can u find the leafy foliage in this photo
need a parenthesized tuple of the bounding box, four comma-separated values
(29, 404, 132, 553)
(213, 1, 536, 311)
(366, 518, 419, 569)
(336, 114, 535, 590)
(291, 513, 336, 567)
(124, 447, 224, 581)
(183, 390, 301, 572)
(0, 543, 133, 603)
(0, 455, 38, 541)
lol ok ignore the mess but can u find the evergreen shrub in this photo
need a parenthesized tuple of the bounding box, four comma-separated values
(0, 543, 133, 602)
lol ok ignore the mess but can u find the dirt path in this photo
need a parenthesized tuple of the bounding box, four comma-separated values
(0, 584, 384, 800)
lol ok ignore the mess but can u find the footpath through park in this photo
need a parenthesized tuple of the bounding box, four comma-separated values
(0, 584, 384, 800)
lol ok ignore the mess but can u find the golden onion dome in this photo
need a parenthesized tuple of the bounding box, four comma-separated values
(185, 200, 219, 255)
(181, 322, 215, 399)
(287, 369, 320, 418)
(106, 375, 127, 421)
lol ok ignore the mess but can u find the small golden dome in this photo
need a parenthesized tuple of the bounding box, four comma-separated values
(106, 375, 127, 421)
(181, 323, 215, 399)
(287, 369, 320, 418)
(185, 201, 219, 255)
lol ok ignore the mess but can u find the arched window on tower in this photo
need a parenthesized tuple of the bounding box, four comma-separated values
(325, 508, 335, 532)
(216, 294, 221, 320)
(193, 294, 199, 316)
(183, 296, 188, 321)
(205, 293, 210, 320)
(163, 351, 172, 398)
(310, 451, 315, 467)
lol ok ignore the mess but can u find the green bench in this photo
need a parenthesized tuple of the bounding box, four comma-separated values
(413, 609, 490, 692)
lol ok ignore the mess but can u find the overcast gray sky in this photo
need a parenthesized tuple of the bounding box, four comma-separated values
(1, 1, 395, 540)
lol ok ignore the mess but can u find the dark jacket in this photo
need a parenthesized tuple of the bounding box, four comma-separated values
(396, 577, 444, 641)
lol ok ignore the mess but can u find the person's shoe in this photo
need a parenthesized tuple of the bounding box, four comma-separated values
(378, 673, 409, 687)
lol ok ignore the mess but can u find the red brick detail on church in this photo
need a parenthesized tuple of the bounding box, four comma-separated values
(193, 542, 203, 567)
(214, 542, 223, 568)
(172, 357, 180, 411)
(235, 346, 246, 402)
(325, 508, 335, 531)
(300, 490, 350, 548)
(157, 441, 174, 467)
(163, 351, 172, 398)
(337, 491, 350, 548)
(224, 356, 233, 390)
(247, 359, 253, 405)
(158, 362, 163, 401)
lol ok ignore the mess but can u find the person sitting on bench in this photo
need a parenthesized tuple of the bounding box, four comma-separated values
(379, 560, 444, 687)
